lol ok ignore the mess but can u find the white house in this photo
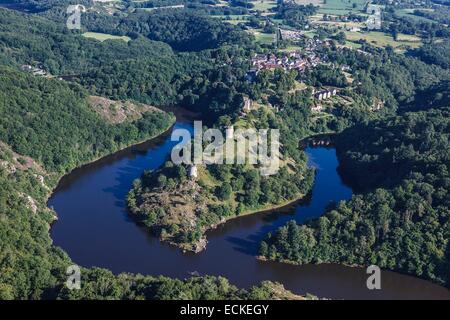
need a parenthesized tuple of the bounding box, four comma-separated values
(225, 126, 234, 140)
(189, 165, 198, 179)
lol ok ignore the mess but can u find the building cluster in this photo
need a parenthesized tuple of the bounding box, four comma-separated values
(366, 4, 382, 30)
(312, 88, 338, 101)
(348, 26, 361, 32)
(370, 99, 384, 111)
(279, 29, 304, 42)
(189, 165, 198, 179)
(21, 64, 47, 77)
(302, 37, 332, 53)
(310, 104, 323, 112)
(249, 51, 322, 75)
(242, 96, 254, 113)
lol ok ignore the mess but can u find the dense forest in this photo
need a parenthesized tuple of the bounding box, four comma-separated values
(18, 1, 254, 52)
(55, 270, 314, 300)
(86, 10, 253, 52)
(0, 64, 177, 298)
(275, 3, 317, 29)
(1, 0, 450, 300)
(0, 67, 174, 172)
(410, 39, 450, 69)
(0, 8, 253, 113)
(0, 5, 312, 299)
(260, 108, 450, 286)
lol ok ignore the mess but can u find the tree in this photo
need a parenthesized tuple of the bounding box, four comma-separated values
(158, 174, 168, 188)
(216, 183, 232, 201)
(259, 241, 269, 256)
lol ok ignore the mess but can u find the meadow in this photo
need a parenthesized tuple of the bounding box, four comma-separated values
(82, 32, 131, 42)
(318, 0, 367, 15)
(344, 30, 422, 50)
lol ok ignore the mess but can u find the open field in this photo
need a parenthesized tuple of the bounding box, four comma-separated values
(248, 29, 276, 44)
(395, 8, 436, 23)
(293, 0, 323, 5)
(251, 0, 278, 13)
(279, 45, 304, 52)
(344, 31, 422, 50)
(310, 13, 365, 28)
(396, 33, 423, 42)
(304, 30, 318, 38)
(215, 15, 251, 25)
(82, 32, 131, 42)
(215, 0, 230, 6)
(319, 0, 367, 15)
(342, 40, 362, 49)
(137, 4, 185, 11)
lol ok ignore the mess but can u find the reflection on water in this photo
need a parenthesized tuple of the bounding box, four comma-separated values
(49, 122, 450, 300)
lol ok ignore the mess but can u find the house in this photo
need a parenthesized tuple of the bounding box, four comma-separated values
(21, 64, 47, 77)
(314, 89, 338, 100)
(189, 165, 198, 179)
(311, 104, 323, 112)
(349, 26, 361, 32)
(225, 126, 234, 140)
(242, 96, 253, 113)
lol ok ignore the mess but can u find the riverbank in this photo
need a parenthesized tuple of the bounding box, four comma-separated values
(161, 191, 310, 254)
(48, 109, 176, 218)
(127, 148, 316, 253)
(128, 131, 342, 253)
(49, 135, 450, 299)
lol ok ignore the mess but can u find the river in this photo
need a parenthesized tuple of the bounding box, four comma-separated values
(49, 121, 450, 300)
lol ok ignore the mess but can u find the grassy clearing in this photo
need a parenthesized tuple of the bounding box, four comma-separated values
(310, 13, 364, 28)
(214, 14, 250, 19)
(279, 45, 304, 52)
(342, 40, 362, 49)
(396, 33, 422, 42)
(293, 0, 323, 5)
(82, 32, 131, 42)
(312, 19, 364, 28)
(395, 8, 436, 24)
(318, 0, 367, 15)
(214, 15, 251, 25)
(248, 29, 276, 44)
(251, 0, 278, 13)
(137, 4, 185, 11)
(290, 81, 308, 93)
(344, 31, 422, 50)
(304, 30, 317, 38)
(270, 18, 284, 24)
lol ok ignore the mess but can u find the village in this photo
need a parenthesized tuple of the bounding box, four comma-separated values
(245, 31, 345, 116)
(248, 51, 319, 75)
(248, 35, 327, 76)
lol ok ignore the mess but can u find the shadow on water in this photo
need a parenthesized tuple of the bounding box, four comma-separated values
(49, 121, 450, 300)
